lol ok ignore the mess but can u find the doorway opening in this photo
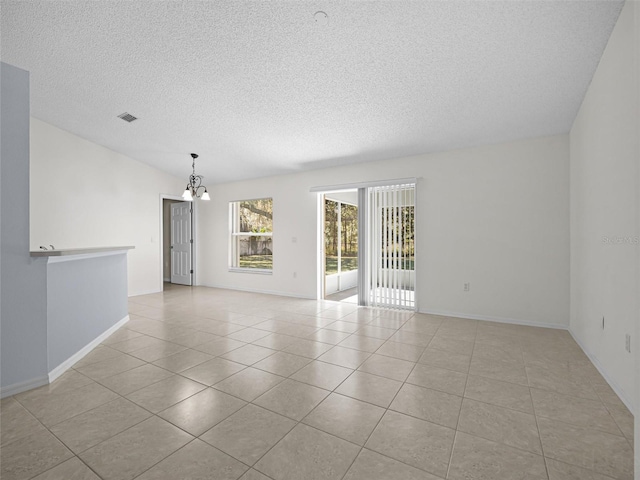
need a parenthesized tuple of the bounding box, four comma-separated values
(323, 191, 358, 303)
(316, 181, 416, 309)
(161, 196, 194, 289)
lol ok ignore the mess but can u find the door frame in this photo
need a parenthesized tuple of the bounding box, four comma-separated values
(311, 178, 418, 309)
(159, 194, 198, 290)
(316, 190, 359, 301)
(323, 194, 359, 299)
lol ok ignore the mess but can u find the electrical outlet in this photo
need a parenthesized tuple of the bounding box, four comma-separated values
(464, 283, 470, 292)
(625, 334, 631, 353)
(293, 272, 297, 278)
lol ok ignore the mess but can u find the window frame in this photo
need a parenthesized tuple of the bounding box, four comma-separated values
(229, 198, 273, 274)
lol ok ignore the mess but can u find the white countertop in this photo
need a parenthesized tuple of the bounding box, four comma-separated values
(30, 246, 135, 257)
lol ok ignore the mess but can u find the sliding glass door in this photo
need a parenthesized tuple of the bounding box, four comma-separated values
(361, 183, 416, 309)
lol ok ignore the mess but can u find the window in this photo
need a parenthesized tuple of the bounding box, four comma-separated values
(230, 198, 273, 272)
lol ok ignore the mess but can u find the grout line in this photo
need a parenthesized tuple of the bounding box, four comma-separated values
(128, 438, 202, 479)
(529, 380, 551, 480)
(445, 429, 459, 479)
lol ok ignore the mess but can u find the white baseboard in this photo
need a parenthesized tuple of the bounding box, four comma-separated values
(129, 289, 162, 297)
(131, 283, 315, 300)
(201, 282, 316, 300)
(48, 315, 130, 383)
(0, 376, 49, 399)
(568, 328, 635, 414)
(0, 316, 131, 399)
(419, 308, 569, 330)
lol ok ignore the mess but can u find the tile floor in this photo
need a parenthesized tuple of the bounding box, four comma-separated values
(0, 285, 634, 480)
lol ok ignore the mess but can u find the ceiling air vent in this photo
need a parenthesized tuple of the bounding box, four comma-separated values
(117, 112, 138, 123)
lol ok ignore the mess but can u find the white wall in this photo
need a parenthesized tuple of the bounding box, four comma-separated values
(569, 0, 639, 412)
(198, 134, 569, 327)
(1, 62, 49, 394)
(29, 119, 185, 296)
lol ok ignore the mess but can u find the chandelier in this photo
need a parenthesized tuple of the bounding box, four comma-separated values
(182, 153, 210, 201)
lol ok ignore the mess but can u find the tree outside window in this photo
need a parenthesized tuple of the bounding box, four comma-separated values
(325, 199, 358, 275)
(380, 205, 414, 270)
(230, 198, 273, 271)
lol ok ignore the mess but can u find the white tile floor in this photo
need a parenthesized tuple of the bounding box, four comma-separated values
(0, 284, 634, 480)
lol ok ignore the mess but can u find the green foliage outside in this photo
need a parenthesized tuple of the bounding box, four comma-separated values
(325, 256, 415, 275)
(239, 255, 273, 269)
(325, 200, 358, 257)
(325, 256, 357, 275)
(239, 199, 272, 232)
(236, 198, 273, 270)
(381, 257, 415, 270)
(325, 199, 359, 276)
(380, 205, 415, 262)
(324, 198, 415, 276)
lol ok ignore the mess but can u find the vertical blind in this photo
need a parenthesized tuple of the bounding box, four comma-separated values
(365, 183, 416, 309)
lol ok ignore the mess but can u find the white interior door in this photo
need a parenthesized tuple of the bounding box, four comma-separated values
(171, 201, 192, 285)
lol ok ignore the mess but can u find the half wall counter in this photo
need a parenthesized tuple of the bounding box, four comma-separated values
(30, 246, 134, 383)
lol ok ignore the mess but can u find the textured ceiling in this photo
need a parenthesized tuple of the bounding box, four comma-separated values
(1, 1, 623, 184)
